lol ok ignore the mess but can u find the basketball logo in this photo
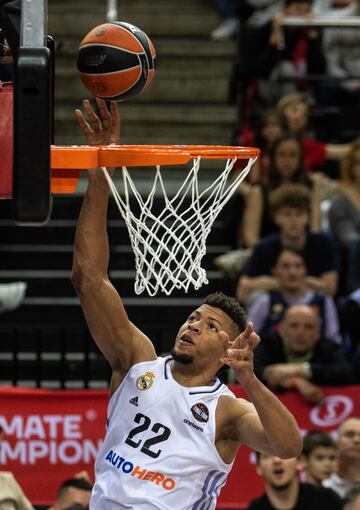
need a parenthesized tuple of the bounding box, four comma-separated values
(191, 403, 209, 423)
(136, 372, 155, 391)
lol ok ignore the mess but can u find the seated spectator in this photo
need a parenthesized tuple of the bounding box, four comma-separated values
(276, 92, 349, 173)
(323, 417, 360, 499)
(254, 304, 353, 404)
(242, 134, 321, 248)
(249, 0, 326, 105)
(247, 247, 342, 343)
(317, 1, 360, 106)
(246, 451, 343, 509)
(0, 426, 34, 510)
(48, 477, 92, 510)
(300, 430, 338, 485)
(237, 183, 339, 304)
(343, 481, 360, 510)
(239, 109, 283, 183)
(329, 137, 360, 293)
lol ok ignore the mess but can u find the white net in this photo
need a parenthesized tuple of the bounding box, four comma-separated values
(102, 155, 256, 296)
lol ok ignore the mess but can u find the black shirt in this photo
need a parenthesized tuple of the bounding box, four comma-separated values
(246, 483, 343, 510)
(243, 232, 339, 277)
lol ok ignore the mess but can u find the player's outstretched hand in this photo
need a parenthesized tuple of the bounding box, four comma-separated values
(74, 97, 120, 146)
(220, 322, 260, 386)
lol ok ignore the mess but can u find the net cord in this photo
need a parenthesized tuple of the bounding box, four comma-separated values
(101, 156, 256, 295)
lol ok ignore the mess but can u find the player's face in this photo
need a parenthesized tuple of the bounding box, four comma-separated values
(257, 454, 298, 490)
(303, 446, 337, 484)
(173, 305, 234, 364)
(279, 307, 320, 354)
(337, 418, 360, 460)
(273, 250, 306, 291)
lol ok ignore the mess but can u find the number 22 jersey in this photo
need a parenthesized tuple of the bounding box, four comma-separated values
(90, 356, 237, 509)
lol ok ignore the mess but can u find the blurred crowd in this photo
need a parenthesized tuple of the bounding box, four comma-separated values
(212, 0, 360, 398)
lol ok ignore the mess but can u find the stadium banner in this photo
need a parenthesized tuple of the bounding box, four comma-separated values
(0, 385, 359, 507)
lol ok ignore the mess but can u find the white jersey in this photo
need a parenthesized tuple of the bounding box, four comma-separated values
(90, 356, 236, 510)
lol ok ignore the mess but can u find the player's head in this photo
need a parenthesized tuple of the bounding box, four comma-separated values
(269, 183, 310, 238)
(301, 430, 337, 484)
(171, 292, 247, 366)
(53, 478, 93, 510)
(255, 452, 300, 491)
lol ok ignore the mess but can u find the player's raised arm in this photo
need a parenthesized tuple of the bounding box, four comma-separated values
(219, 323, 302, 459)
(71, 98, 156, 380)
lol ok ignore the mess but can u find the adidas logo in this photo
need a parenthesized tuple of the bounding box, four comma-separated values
(129, 396, 139, 407)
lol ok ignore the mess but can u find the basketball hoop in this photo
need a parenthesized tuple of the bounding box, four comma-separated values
(52, 144, 259, 296)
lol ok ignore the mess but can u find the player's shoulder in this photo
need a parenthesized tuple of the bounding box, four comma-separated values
(217, 394, 255, 420)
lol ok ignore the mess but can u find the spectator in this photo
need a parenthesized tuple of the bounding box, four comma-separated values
(323, 417, 360, 499)
(250, 0, 326, 104)
(247, 247, 342, 343)
(0, 426, 34, 510)
(246, 451, 343, 509)
(48, 478, 92, 510)
(318, 1, 360, 106)
(329, 137, 360, 293)
(239, 109, 283, 183)
(242, 134, 321, 248)
(301, 430, 338, 485)
(237, 183, 339, 304)
(276, 92, 349, 173)
(344, 481, 360, 510)
(254, 304, 353, 404)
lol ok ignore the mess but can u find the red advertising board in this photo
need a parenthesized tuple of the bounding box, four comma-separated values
(0, 385, 359, 507)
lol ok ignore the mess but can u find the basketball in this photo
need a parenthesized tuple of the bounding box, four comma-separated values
(77, 22, 156, 101)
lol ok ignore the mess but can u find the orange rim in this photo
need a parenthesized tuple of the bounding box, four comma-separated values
(49, 144, 259, 193)
(51, 144, 260, 169)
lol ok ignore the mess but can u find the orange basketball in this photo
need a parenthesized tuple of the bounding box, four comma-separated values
(77, 22, 156, 101)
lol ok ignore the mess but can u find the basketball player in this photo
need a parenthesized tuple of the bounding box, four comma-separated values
(72, 98, 302, 509)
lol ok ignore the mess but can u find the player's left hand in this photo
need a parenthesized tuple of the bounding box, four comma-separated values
(220, 322, 260, 386)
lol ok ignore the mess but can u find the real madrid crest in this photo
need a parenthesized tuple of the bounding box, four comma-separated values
(136, 372, 155, 391)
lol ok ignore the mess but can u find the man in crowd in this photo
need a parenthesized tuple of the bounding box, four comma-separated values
(323, 417, 360, 498)
(237, 184, 339, 304)
(48, 476, 92, 510)
(253, 304, 352, 404)
(246, 451, 343, 509)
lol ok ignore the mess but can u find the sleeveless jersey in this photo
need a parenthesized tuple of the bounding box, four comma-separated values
(90, 356, 236, 510)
